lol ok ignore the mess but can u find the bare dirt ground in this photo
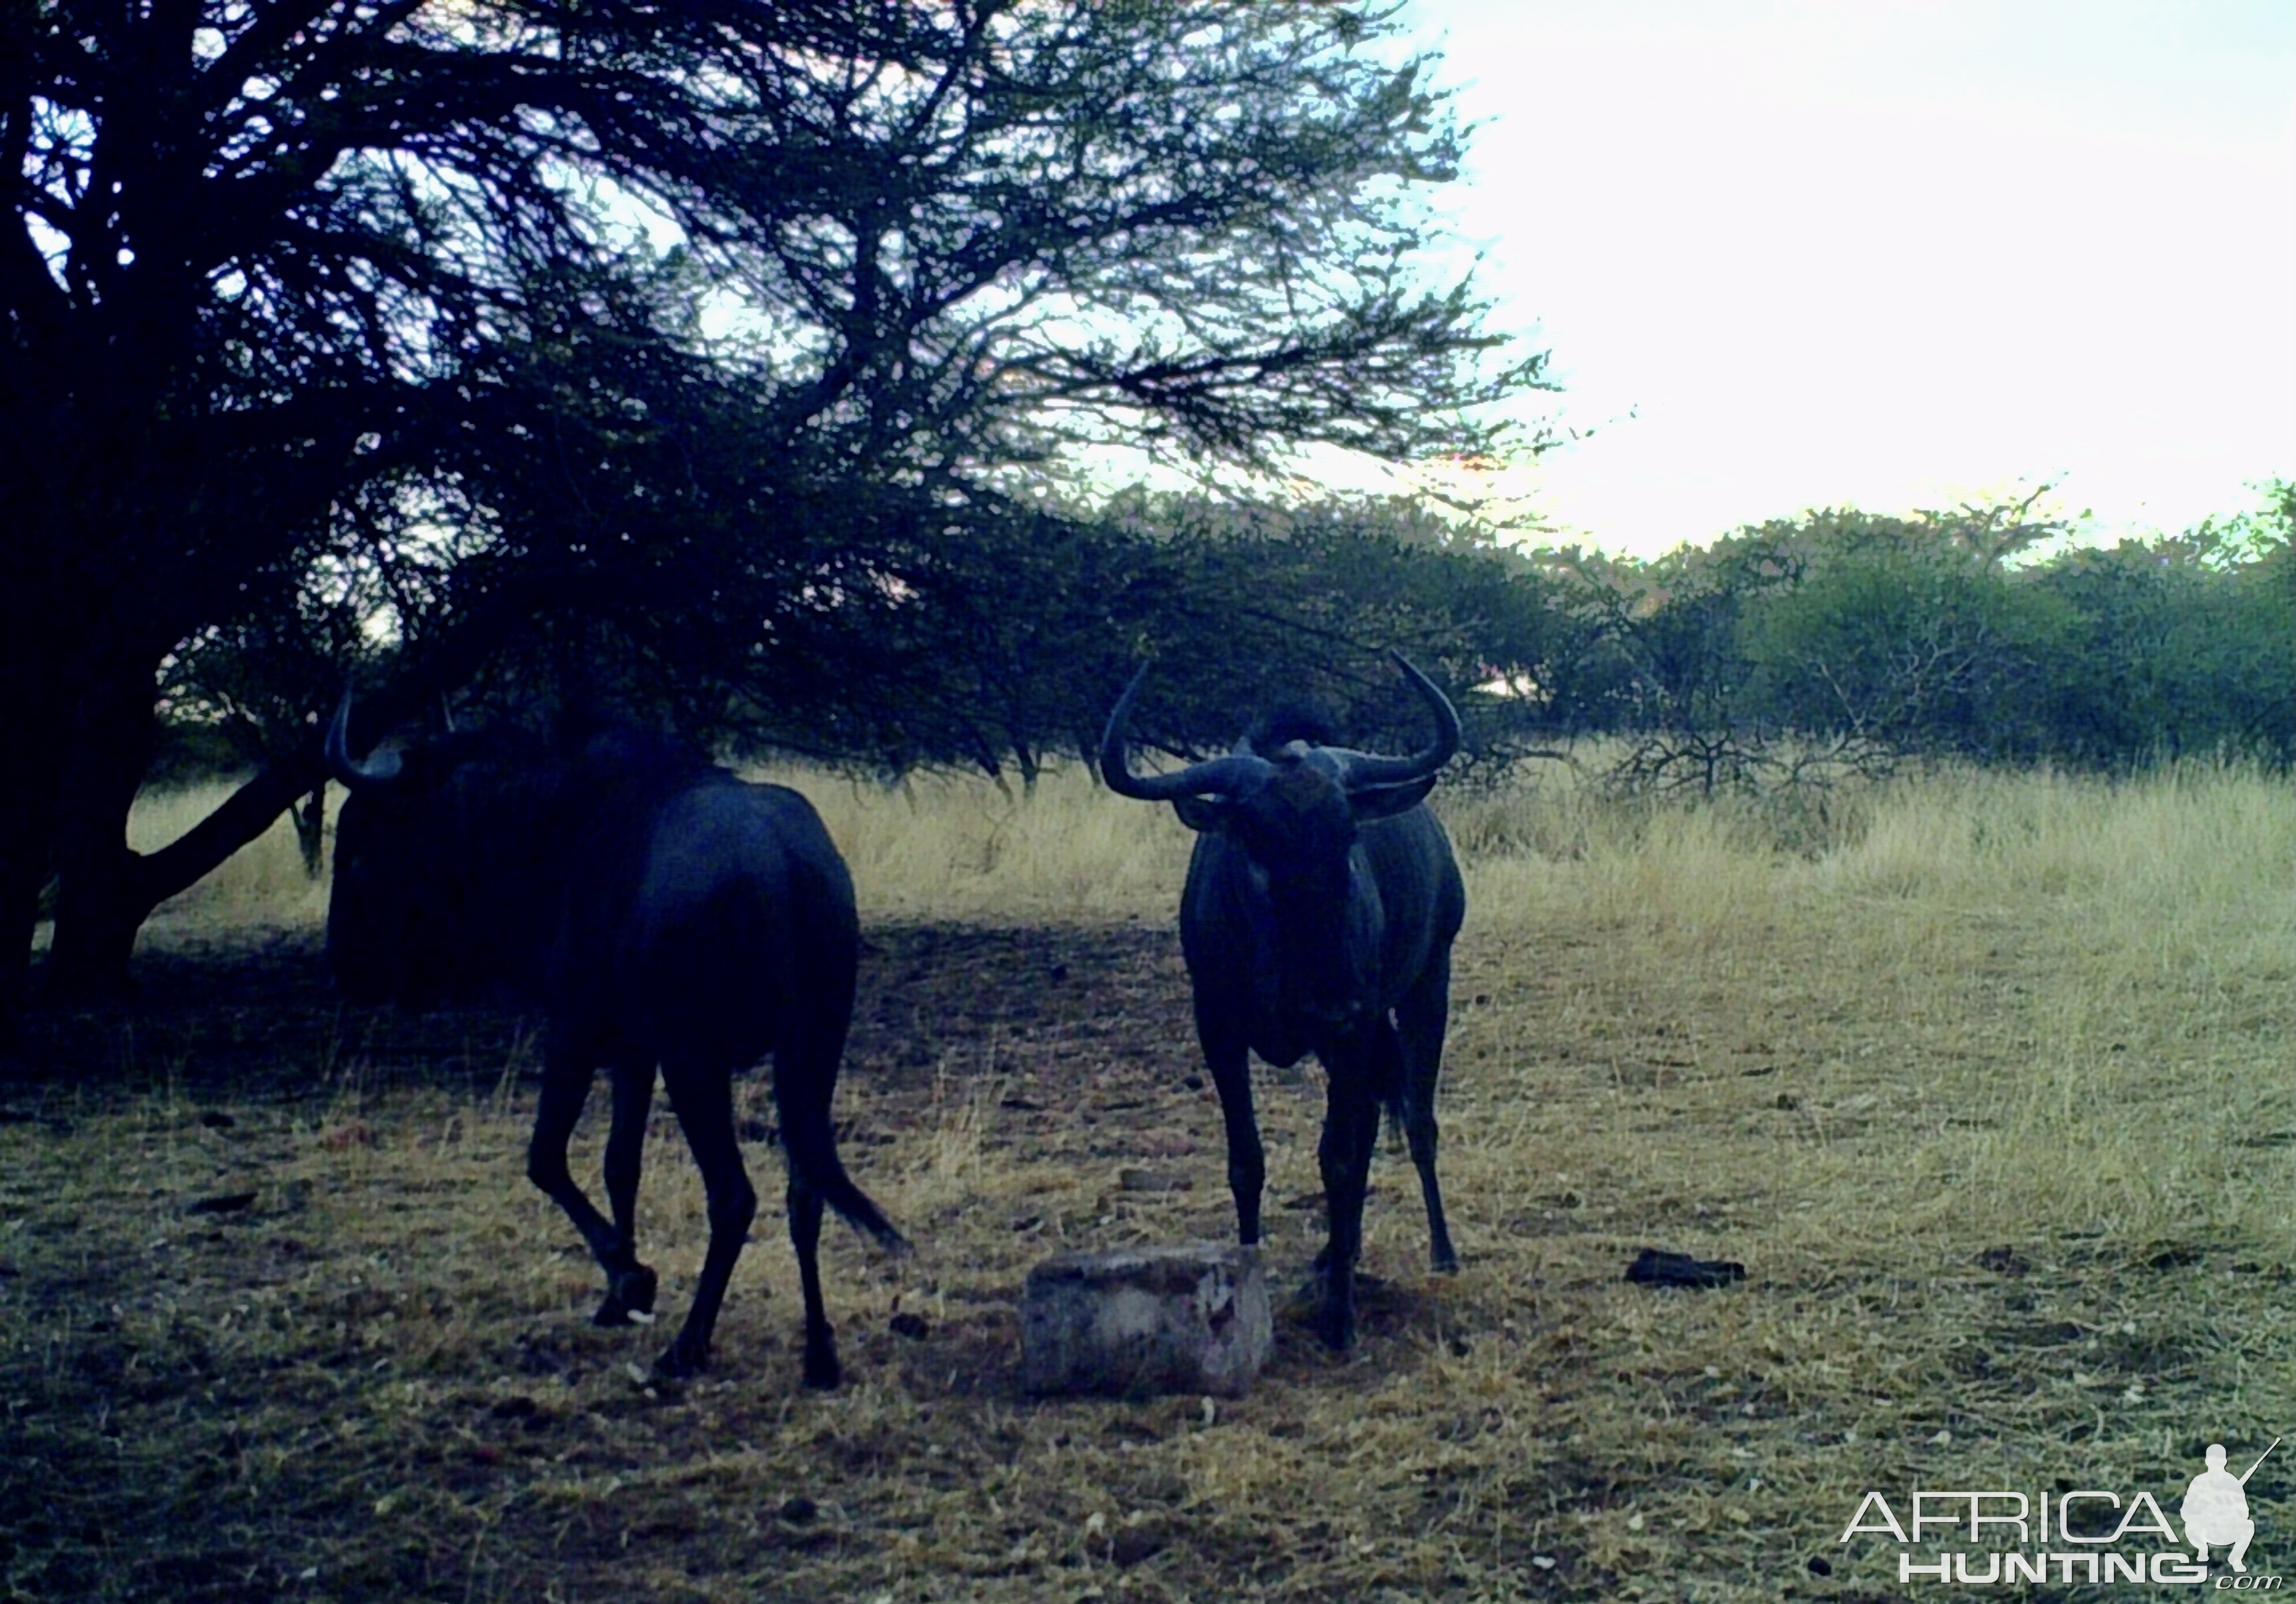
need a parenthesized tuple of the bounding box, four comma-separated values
(3, 816, 2292, 1604)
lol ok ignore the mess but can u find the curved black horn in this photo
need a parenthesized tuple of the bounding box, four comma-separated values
(1098, 665, 1269, 802)
(1327, 652, 1462, 789)
(325, 689, 404, 790)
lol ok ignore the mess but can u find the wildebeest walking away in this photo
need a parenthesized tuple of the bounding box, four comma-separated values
(1099, 653, 1467, 1351)
(325, 699, 906, 1385)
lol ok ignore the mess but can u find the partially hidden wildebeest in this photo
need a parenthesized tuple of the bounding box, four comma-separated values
(324, 699, 906, 1385)
(1099, 652, 1466, 1351)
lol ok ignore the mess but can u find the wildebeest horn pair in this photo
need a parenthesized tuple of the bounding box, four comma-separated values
(1098, 648, 1460, 802)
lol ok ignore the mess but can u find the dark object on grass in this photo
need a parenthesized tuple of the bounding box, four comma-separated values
(1626, 1248, 1745, 1289)
(186, 1191, 257, 1215)
(326, 694, 907, 1387)
(1100, 653, 1465, 1356)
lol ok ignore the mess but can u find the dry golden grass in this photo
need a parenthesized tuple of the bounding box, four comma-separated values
(792, 765, 1191, 926)
(125, 787, 336, 933)
(2, 757, 2290, 1601)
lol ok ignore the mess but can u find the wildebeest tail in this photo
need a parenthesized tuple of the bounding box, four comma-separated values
(1371, 1032, 1408, 1144)
(775, 1072, 910, 1253)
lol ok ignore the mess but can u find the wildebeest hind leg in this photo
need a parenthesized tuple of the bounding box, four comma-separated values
(1395, 956, 1459, 1272)
(786, 1173, 839, 1388)
(592, 1063, 659, 1326)
(655, 1060, 757, 1379)
(526, 1049, 652, 1323)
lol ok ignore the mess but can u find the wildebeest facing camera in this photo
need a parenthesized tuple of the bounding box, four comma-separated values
(1100, 652, 1466, 1354)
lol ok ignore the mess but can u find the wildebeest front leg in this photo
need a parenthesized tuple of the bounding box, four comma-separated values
(592, 1063, 659, 1326)
(1393, 955, 1459, 1272)
(654, 1060, 757, 1379)
(1312, 1068, 1382, 1351)
(1194, 995, 1264, 1246)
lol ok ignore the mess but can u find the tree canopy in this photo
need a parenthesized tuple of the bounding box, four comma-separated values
(1, 0, 1546, 1028)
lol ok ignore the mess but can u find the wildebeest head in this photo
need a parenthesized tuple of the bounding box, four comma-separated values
(1099, 653, 1461, 1027)
(323, 694, 561, 1008)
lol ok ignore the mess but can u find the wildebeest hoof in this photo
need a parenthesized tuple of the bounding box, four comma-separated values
(593, 1264, 659, 1327)
(1313, 1304, 1356, 1352)
(1431, 1249, 1460, 1275)
(653, 1334, 708, 1380)
(802, 1340, 842, 1391)
(1296, 1267, 1386, 1305)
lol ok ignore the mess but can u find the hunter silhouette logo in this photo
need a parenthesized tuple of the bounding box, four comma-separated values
(1839, 1433, 2283, 1586)
(2182, 1439, 2276, 1573)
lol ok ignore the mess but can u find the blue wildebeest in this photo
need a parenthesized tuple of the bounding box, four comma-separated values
(325, 701, 905, 1384)
(1099, 653, 1466, 1351)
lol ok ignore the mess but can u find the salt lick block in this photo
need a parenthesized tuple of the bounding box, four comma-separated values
(1021, 1243, 1273, 1398)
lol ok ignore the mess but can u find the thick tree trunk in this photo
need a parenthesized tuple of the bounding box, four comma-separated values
(29, 589, 516, 1015)
(0, 790, 58, 1059)
(0, 661, 70, 1058)
(44, 751, 328, 1000)
(42, 872, 146, 1001)
(42, 666, 163, 1000)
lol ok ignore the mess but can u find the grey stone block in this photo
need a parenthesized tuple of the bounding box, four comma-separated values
(1021, 1242, 1273, 1398)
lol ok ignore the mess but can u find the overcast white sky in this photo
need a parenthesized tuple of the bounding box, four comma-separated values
(1393, 0, 2296, 556)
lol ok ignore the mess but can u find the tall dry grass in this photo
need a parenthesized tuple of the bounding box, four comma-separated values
(131, 755, 2294, 1259)
(1453, 759, 2294, 1245)
(136, 756, 2294, 1008)
(784, 765, 1188, 925)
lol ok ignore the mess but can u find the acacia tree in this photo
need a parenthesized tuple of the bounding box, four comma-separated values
(1737, 507, 2076, 763)
(1, 0, 1544, 1032)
